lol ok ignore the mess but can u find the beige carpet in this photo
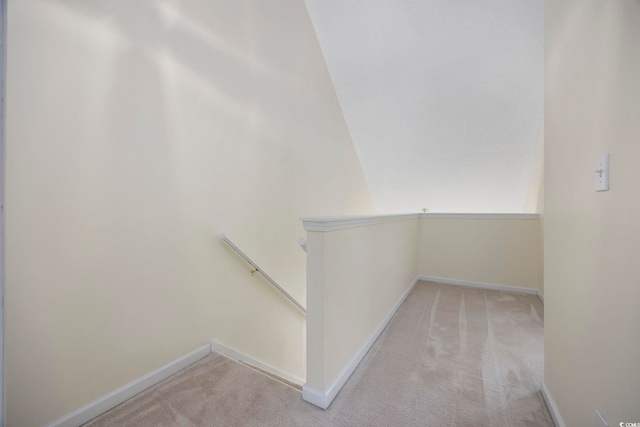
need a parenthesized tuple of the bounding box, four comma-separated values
(84, 281, 553, 427)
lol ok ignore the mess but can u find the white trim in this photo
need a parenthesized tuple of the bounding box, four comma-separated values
(421, 213, 539, 220)
(300, 213, 538, 232)
(595, 409, 608, 427)
(303, 276, 420, 409)
(301, 213, 419, 232)
(210, 341, 304, 387)
(537, 290, 544, 302)
(541, 381, 566, 427)
(45, 344, 212, 427)
(301, 385, 326, 408)
(418, 275, 538, 295)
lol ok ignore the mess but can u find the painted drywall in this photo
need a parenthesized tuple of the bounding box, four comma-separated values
(545, 0, 640, 425)
(538, 210, 544, 295)
(305, 218, 419, 392)
(419, 217, 540, 291)
(0, 0, 5, 424)
(4, 1, 375, 426)
(524, 122, 545, 214)
(524, 122, 545, 294)
(304, 0, 543, 213)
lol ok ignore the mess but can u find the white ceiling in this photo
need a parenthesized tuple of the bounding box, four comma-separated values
(304, 0, 543, 213)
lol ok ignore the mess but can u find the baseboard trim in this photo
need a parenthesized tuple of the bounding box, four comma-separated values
(45, 343, 212, 427)
(303, 276, 420, 409)
(210, 341, 304, 387)
(301, 385, 326, 408)
(418, 275, 538, 295)
(541, 381, 566, 427)
(537, 290, 544, 302)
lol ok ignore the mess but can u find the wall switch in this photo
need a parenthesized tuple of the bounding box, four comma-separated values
(596, 409, 609, 427)
(596, 154, 610, 191)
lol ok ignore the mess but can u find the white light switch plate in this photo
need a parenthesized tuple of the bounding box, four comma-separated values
(596, 153, 609, 191)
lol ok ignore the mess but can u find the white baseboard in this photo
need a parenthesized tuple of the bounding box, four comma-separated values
(537, 290, 544, 302)
(45, 343, 212, 427)
(303, 276, 420, 409)
(418, 275, 538, 296)
(301, 385, 327, 408)
(541, 380, 566, 427)
(210, 341, 304, 387)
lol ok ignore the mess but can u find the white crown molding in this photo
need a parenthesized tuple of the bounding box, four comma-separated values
(420, 213, 539, 220)
(537, 290, 544, 302)
(45, 343, 212, 427)
(303, 276, 420, 409)
(301, 213, 419, 232)
(541, 381, 566, 427)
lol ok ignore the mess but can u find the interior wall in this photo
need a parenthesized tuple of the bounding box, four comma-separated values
(545, 0, 640, 425)
(305, 218, 419, 393)
(0, 0, 5, 425)
(419, 217, 540, 290)
(4, 1, 375, 426)
(538, 204, 544, 296)
(524, 121, 545, 294)
(524, 122, 545, 214)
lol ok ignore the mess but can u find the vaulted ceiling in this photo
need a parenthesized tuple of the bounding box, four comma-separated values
(305, 0, 543, 213)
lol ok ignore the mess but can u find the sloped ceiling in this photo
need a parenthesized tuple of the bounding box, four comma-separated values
(305, 0, 543, 213)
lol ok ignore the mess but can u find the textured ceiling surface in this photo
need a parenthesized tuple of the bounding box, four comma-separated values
(305, 0, 543, 213)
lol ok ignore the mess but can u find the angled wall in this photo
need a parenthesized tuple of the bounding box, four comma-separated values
(545, 0, 640, 425)
(4, 1, 375, 425)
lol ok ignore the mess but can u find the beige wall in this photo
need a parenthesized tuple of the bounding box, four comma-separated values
(419, 217, 540, 290)
(305, 218, 419, 392)
(4, 1, 375, 425)
(524, 121, 545, 295)
(545, 0, 640, 425)
(524, 122, 545, 215)
(538, 212, 544, 295)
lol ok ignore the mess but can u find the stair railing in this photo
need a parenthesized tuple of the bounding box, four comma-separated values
(220, 233, 306, 314)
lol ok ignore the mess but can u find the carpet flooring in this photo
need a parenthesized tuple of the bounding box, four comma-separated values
(84, 281, 553, 426)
